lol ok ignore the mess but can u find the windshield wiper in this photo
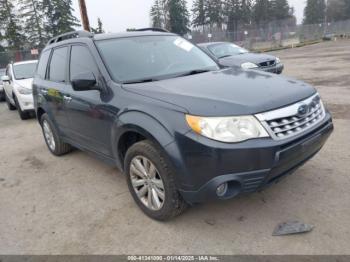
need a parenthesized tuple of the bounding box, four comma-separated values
(218, 55, 233, 59)
(175, 69, 212, 78)
(122, 78, 159, 84)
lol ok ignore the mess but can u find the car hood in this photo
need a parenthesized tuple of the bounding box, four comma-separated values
(219, 53, 277, 67)
(16, 78, 33, 89)
(122, 68, 316, 116)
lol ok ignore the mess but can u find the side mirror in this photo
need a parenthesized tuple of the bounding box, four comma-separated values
(1, 75, 10, 82)
(71, 72, 97, 91)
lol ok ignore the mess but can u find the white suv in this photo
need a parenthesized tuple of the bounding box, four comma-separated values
(2, 60, 38, 120)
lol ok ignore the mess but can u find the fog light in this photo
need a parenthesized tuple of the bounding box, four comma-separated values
(216, 183, 228, 197)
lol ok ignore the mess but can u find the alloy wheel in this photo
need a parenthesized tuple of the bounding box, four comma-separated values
(43, 120, 56, 151)
(130, 156, 165, 211)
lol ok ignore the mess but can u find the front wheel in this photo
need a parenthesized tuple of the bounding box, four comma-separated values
(125, 140, 187, 221)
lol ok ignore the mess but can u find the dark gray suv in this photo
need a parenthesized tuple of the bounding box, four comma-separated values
(33, 30, 333, 220)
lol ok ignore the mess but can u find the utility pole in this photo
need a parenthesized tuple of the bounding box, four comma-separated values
(78, 0, 90, 32)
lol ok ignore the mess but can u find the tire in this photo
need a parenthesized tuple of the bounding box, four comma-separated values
(5, 92, 16, 111)
(40, 113, 72, 156)
(14, 95, 30, 120)
(0, 92, 5, 102)
(125, 140, 187, 221)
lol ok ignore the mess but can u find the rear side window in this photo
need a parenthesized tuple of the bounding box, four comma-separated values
(70, 45, 98, 80)
(49, 47, 68, 82)
(37, 50, 51, 79)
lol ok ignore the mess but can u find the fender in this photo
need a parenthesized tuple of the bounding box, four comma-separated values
(112, 110, 175, 167)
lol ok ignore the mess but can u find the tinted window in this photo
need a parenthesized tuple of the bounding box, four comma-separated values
(96, 36, 218, 83)
(37, 50, 51, 79)
(70, 45, 98, 80)
(13, 62, 38, 80)
(49, 47, 68, 82)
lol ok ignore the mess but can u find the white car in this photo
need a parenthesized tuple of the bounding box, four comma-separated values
(1, 60, 38, 120)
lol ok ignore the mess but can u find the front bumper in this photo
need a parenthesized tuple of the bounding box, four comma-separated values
(171, 113, 333, 204)
(259, 63, 284, 74)
(16, 93, 34, 111)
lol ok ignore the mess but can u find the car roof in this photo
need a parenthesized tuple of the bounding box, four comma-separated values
(93, 31, 176, 41)
(13, 60, 38, 66)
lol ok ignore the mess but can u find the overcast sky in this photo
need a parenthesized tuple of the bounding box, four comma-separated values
(72, 0, 306, 33)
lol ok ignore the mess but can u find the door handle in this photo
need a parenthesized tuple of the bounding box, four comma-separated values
(63, 95, 72, 103)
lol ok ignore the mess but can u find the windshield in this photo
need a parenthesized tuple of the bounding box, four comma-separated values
(96, 35, 219, 83)
(13, 62, 37, 80)
(208, 43, 248, 59)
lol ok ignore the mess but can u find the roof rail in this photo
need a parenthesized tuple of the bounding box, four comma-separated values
(134, 28, 170, 33)
(46, 30, 94, 46)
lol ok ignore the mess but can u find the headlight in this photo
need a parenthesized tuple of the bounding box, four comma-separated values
(241, 62, 259, 69)
(17, 86, 32, 95)
(186, 115, 269, 143)
(276, 57, 281, 64)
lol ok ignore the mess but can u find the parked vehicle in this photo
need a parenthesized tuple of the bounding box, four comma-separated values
(2, 60, 38, 119)
(0, 68, 6, 101)
(198, 42, 284, 74)
(33, 30, 333, 220)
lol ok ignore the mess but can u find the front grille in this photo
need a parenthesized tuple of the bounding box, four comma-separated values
(256, 94, 326, 140)
(259, 60, 276, 67)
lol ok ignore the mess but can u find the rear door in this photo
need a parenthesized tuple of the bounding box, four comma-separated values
(64, 44, 113, 156)
(45, 46, 70, 134)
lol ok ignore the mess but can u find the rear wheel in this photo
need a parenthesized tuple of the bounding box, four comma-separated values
(14, 95, 30, 120)
(5, 93, 16, 111)
(125, 140, 187, 221)
(40, 113, 72, 156)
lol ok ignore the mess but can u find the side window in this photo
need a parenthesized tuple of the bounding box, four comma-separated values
(70, 45, 99, 81)
(37, 50, 51, 79)
(49, 47, 68, 82)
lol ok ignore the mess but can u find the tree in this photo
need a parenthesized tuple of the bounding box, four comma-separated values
(225, 0, 253, 32)
(43, 0, 80, 39)
(253, 0, 272, 26)
(19, 0, 46, 47)
(91, 18, 105, 34)
(0, 0, 24, 49)
(192, 0, 207, 29)
(168, 0, 190, 35)
(151, 0, 165, 28)
(327, 0, 349, 22)
(303, 0, 326, 25)
(270, 0, 292, 21)
(205, 0, 224, 30)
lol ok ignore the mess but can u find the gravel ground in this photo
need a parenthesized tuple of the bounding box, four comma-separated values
(0, 39, 349, 255)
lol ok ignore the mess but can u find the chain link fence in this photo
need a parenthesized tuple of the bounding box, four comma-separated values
(188, 19, 350, 51)
(1, 19, 350, 68)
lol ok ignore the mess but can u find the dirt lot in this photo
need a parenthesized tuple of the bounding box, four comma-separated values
(0, 40, 350, 255)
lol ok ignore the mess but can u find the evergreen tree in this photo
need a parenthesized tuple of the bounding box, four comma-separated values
(327, 0, 349, 22)
(270, 0, 292, 20)
(43, 0, 80, 39)
(19, 0, 45, 47)
(205, 0, 224, 30)
(0, 0, 24, 49)
(192, 0, 207, 29)
(151, 0, 165, 28)
(303, 0, 326, 24)
(91, 18, 105, 34)
(253, 0, 272, 26)
(225, 0, 253, 32)
(168, 0, 189, 35)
